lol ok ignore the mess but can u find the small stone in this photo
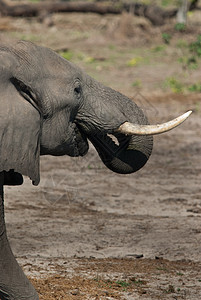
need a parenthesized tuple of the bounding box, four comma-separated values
(71, 288, 80, 295)
(168, 285, 175, 293)
(102, 290, 109, 296)
(155, 256, 163, 260)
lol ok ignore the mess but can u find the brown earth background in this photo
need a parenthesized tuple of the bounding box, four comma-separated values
(1, 2, 201, 299)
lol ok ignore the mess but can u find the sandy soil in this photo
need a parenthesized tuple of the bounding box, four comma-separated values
(0, 9, 201, 300)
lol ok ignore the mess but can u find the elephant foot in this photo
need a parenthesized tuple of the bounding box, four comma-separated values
(0, 244, 38, 300)
(0, 231, 39, 300)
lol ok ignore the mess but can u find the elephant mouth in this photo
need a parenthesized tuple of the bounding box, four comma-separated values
(88, 132, 129, 157)
(77, 124, 137, 173)
(74, 123, 124, 158)
(74, 125, 89, 156)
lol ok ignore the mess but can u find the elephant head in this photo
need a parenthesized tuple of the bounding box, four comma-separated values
(0, 41, 191, 185)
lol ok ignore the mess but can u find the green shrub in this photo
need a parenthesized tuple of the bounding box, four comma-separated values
(188, 82, 201, 92)
(127, 57, 143, 67)
(178, 56, 198, 70)
(175, 23, 186, 32)
(162, 33, 172, 44)
(132, 79, 142, 88)
(152, 45, 166, 52)
(189, 35, 201, 57)
(164, 77, 184, 93)
(60, 50, 74, 61)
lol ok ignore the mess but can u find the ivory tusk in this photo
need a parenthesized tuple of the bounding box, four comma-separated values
(116, 110, 192, 136)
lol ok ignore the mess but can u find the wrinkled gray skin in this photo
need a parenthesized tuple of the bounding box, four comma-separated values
(0, 41, 153, 299)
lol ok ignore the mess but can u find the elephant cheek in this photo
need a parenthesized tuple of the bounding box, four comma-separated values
(40, 119, 75, 156)
(40, 120, 89, 157)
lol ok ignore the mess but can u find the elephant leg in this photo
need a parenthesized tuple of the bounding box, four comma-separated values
(0, 173, 39, 300)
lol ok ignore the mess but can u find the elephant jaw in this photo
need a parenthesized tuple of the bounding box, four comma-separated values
(40, 122, 89, 157)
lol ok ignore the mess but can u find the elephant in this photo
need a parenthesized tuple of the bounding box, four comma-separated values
(0, 40, 191, 299)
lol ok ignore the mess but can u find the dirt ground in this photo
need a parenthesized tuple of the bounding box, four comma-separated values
(1, 8, 201, 300)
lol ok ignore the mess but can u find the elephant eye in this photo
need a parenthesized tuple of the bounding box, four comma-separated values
(74, 83, 82, 99)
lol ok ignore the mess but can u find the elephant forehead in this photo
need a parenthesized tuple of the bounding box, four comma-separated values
(0, 49, 18, 80)
(12, 41, 81, 79)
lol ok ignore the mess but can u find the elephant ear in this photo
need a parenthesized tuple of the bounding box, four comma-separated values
(0, 44, 41, 186)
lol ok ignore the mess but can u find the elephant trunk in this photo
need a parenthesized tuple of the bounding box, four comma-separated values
(76, 83, 153, 173)
(88, 132, 153, 173)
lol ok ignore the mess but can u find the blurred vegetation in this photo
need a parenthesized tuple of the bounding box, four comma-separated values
(174, 22, 186, 31)
(164, 77, 185, 93)
(189, 34, 201, 57)
(59, 50, 74, 61)
(162, 33, 201, 93)
(25, 0, 188, 8)
(127, 57, 143, 67)
(162, 33, 172, 44)
(7, 0, 201, 94)
(177, 35, 201, 70)
(59, 31, 201, 93)
(188, 82, 201, 92)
